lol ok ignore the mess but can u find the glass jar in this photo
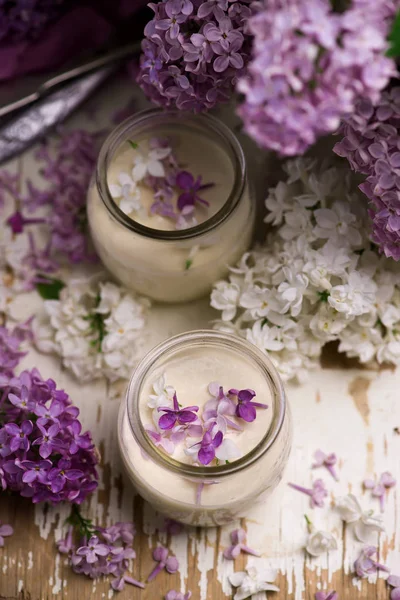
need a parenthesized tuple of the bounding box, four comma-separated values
(118, 330, 292, 527)
(87, 108, 255, 303)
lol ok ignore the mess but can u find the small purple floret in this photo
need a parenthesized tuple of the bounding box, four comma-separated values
(354, 546, 389, 578)
(223, 528, 261, 560)
(312, 449, 338, 481)
(158, 393, 199, 430)
(229, 388, 268, 423)
(148, 546, 179, 582)
(288, 479, 328, 508)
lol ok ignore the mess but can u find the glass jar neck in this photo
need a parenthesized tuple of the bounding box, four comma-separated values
(95, 108, 246, 241)
(126, 330, 286, 481)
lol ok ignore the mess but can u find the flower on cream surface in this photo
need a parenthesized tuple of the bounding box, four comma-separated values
(363, 472, 396, 512)
(108, 172, 142, 215)
(34, 277, 149, 383)
(148, 374, 175, 409)
(335, 494, 385, 543)
(229, 565, 279, 600)
(354, 546, 389, 578)
(132, 146, 171, 181)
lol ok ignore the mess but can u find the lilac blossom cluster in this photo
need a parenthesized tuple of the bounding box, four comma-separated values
(0, 0, 65, 43)
(138, 0, 254, 111)
(0, 368, 98, 504)
(334, 88, 400, 260)
(57, 511, 145, 592)
(237, 0, 397, 156)
(146, 377, 268, 468)
(5, 129, 101, 280)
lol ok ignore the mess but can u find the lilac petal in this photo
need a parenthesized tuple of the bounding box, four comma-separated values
(198, 446, 215, 465)
(177, 192, 195, 211)
(65, 469, 84, 481)
(213, 430, 223, 448)
(381, 472, 396, 488)
(159, 413, 178, 430)
(391, 590, 400, 600)
(176, 170, 194, 190)
(0, 525, 13, 536)
(214, 55, 229, 73)
(94, 544, 110, 556)
(22, 471, 38, 484)
(229, 52, 243, 70)
(178, 411, 198, 424)
(166, 556, 179, 573)
(388, 576, 400, 588)
(153, 546, 169, 562)
(363, 479, 376, 489)
(238, 389, 256, 403)
(236, 403, 256, 422)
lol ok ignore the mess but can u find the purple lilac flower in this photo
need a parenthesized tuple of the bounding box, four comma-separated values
(288, 479, 328, 508)
(223, 528, 261, 560)
(238, 0, 397, 156)
(165, 591, 192, 600)
(57, 526, 74, 554)
(363, 471, 396, 512)
(315, 593, 338, 600)
(0, 321, 33, 384)
(354, 546, 389, 578)
(189, 427, 223, 465)
(388, 575, 400, 600)
(7, 211, 45, 234)
(203, 382, 241, 433)
(65, 513, 144, 591)
(145, 426, 176, 455)
(176, 171, 214, 211)
(138, 0, 253, 112)
(0, 0, 66, 44)
(162, 518, 184, 536)
(12, 129, 102, 269)
(158, 393, 199, 430)
(312, 449, 338, 481)
(147, 546, 179, 581)
(0, 522, 13, 547)
(335, 89, 400, 260)
(229, 388, 268, 423)
(0, 366, 98, 505)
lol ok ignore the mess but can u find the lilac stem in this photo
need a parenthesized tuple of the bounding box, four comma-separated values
(125, 576, 145, 589)
(288, 483, 312, 496)
(251, 402, 268, 409)
(379, 494, 385, 513)
(225, 418, 243, 431)
(372, 560, 390, 573)
(147, 561, 164, 582)
(196, 483, 204, 506)
(327, 465, 338, 481)
(241, 545, 261, 557)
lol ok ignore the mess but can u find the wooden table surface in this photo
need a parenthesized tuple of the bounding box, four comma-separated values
(0, 78, 399, 600)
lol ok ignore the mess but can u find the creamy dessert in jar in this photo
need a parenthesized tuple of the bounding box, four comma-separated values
(87, 109, 255, 303)
(118, 330, 292, 526)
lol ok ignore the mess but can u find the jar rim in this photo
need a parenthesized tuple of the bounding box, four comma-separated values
(125, 330, 287, 480)
(95, 108, 246, 241)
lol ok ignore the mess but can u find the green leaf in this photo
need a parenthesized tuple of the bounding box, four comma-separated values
(184, 259, 193, 271)
(36, 277, 65, 300)
(317, 290, 330, 303)
(128, 140, 138, 149)
(387, 11, 400, 57)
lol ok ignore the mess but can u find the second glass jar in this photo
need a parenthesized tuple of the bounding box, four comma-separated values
(87, 109, 254, 303)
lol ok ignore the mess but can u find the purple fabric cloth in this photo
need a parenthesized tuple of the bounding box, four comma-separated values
(0, 1, 148, 81)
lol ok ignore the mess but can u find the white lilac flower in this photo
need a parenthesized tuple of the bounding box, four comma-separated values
(305, 521, 338, 557)
(132, 146, 171, 181)
(229, 565, 279, 600)
(34, 276, 149, 383)
(335, 494, 385, 543)
(148, 374, 175, 409)
(108, 172, 142, 215)
(211, 158, 400, 382)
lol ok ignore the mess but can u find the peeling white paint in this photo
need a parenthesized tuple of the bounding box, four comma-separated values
(8, 85, 400, 599)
